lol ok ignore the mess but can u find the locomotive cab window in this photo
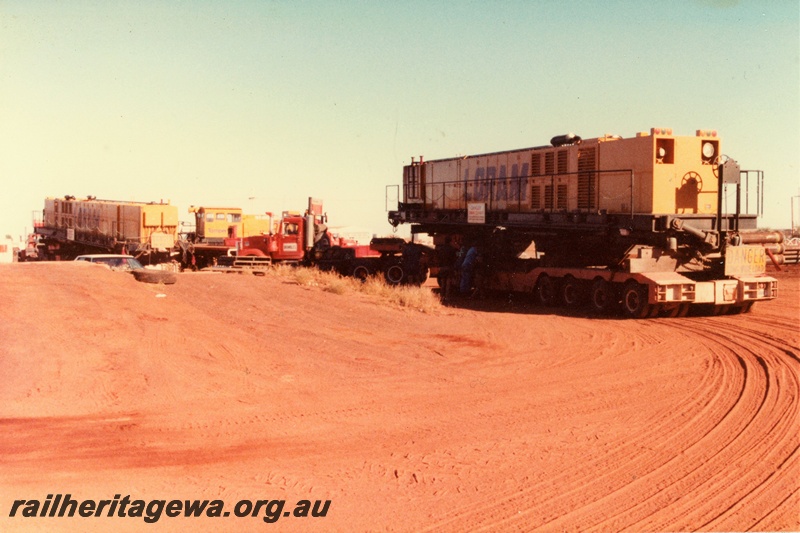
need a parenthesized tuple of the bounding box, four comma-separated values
(655, 138, 674, 164)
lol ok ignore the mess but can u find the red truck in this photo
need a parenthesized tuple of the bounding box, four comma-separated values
(216, 198, 430, 284)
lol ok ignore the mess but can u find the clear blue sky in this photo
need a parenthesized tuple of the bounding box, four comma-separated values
(1, 0, 798, 240)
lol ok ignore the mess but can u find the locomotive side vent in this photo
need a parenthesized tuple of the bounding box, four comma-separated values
(557, 184, 568, 210)
(557, 150, 568, 174)
(545, 152, 555, 175)
(531, 185, 542, 210)
(532, 153, 543, 176)
(544, 185, 554, 209)
(577, 147, 597, 210)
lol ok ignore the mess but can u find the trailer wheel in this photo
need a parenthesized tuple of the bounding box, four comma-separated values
(351, 264, 370, 282)
(621, 280, 651, 318)
(560, 276, 584, 308)
(728, 301, 754, 314)
(384, 263, 405, 285)
(535, 274, 559, 306)
(659, 303, 689, 318)
(589, 279, 617, 314)
(713, 305, 729, 316)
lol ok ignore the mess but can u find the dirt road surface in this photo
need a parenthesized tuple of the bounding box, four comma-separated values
(1, 262, 797, 532)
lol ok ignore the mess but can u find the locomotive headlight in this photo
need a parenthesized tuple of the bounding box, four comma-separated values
(702, 141, 716, 159)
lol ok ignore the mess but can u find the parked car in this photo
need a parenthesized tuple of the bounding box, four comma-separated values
(74, 254, 177, 284)
(74, 254, 143, 271)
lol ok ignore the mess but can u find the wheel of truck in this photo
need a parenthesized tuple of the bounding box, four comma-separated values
(535, 274, 559, 306)
(414, 266, 429, 286)
(132, 269, 178, 285)
(560, 276, 584, 308)
(589, 279, 617, 315)
(621, 280, 651, 319)
(384, 263, 405, 285)
(351, 264, 370, 283)
(712, 305, 729, 316)
(660, 304, 679, 318)
(659, 303, 689, 318)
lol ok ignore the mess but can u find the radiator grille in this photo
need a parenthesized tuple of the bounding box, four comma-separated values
(531, 185, 541, 209)
(532, 153, 542, 176)
(557, 184, 568, 209)
(577, 147, 597, 209)
(557, 150, 568, 174)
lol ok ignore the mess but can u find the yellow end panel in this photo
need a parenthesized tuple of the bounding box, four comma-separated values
(241, 215, 272, 237)
(161, 206, 179, 227)
(142, 206, 158, 227)
(142, 204, 179, 228)
(597, 135, 654, 213)
(654, 136, 720, 215)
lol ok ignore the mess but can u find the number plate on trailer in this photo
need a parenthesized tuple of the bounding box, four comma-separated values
(725, 245, 766, 276)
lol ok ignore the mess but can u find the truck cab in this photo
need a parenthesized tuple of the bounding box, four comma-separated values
(232, 213, 328, 264)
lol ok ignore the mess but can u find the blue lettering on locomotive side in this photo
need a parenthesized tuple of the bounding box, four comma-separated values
(463, 163, 529, 203)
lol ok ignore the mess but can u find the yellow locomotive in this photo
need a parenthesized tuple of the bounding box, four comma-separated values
(187, 206, 273, 244)
(390, 127, 778, 317)
(399, 127, 725, 218)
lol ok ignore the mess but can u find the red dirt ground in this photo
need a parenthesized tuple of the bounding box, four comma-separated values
(1, 262, 798, 532)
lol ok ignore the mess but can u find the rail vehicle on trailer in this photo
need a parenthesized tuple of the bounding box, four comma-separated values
(388, 127, 779, 317)
(31, 196, 428, 283)
(33, 196, 178, 263)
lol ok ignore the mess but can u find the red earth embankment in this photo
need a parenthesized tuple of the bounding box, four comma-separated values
(1, 262, 797, 531)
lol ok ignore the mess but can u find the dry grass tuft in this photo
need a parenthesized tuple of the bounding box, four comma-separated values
(264, 265, 441, 313)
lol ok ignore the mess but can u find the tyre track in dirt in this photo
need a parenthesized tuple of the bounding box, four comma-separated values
(415, 319, 716, 531)
(420, 310, 799, 532)
(593, 317, 799, 532)
(662, 317, 800, 532)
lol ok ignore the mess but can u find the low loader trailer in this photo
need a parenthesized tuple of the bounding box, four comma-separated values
(391, 127, 779, 317)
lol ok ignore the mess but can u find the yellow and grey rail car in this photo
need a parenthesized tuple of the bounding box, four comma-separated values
(390, 127, 769, 263)
(187, 206, 273, 244)
(388, 128, 778, 316)
(37, 196, 178, 260)
(397, 128, 730, 220)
